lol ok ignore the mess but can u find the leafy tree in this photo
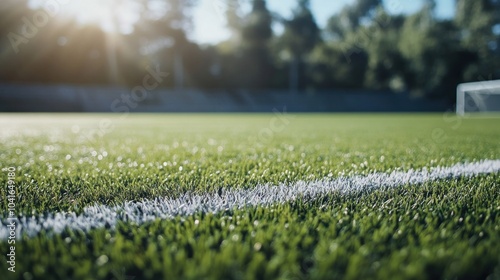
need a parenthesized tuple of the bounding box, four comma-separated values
(134, 0, 198, 89)
(323, 0, 384, 90)
(235, 0, 274, 88)
(362, 9, 406, 91)
(1, 0, 499, 98)
(398, 3, 476, 99)
(279, 0, 321, 92)
(455, 0, 500, 80)
(326, 0, 381, 40)
(225, 0, 243, 39)
(0, 0, 31, 81)
(241, 0, 272, 48)
(308, 42, 368, 89)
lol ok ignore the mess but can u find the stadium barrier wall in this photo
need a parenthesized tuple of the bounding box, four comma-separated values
(0, 84, 448, 112)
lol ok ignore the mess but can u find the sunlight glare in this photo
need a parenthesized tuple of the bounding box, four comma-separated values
(30, 0, 141, 34)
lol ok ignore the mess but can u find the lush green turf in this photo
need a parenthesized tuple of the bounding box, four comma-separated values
(0, 113, 499, 279)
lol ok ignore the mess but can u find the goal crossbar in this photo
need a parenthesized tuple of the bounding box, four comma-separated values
(456, 79, 500, 115)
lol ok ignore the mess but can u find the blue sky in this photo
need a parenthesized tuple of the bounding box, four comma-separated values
(192, 0, 455, 44)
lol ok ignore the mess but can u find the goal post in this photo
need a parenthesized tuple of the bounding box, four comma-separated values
(456, 80, 500, 116)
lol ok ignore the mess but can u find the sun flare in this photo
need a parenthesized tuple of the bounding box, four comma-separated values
(30, 0, 141, 34)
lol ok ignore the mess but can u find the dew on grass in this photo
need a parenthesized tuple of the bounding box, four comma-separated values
(96, 255, 108, 266)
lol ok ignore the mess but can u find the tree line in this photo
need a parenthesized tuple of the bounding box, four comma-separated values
(0, 0, 499, 101)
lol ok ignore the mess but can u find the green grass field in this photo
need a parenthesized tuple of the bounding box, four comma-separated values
(1, 113, 499, 280)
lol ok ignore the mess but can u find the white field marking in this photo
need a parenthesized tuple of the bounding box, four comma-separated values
(1, 160, 499, 240)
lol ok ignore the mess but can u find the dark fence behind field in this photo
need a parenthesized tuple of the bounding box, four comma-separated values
(0, 84, 449, 112)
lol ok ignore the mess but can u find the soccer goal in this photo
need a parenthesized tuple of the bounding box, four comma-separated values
(456, 80, 500, 115)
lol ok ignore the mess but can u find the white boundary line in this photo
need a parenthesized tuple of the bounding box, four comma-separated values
(1, 160, 500, 239)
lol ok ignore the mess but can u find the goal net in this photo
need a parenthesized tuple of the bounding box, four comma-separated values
(456, 80, 500, 115)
